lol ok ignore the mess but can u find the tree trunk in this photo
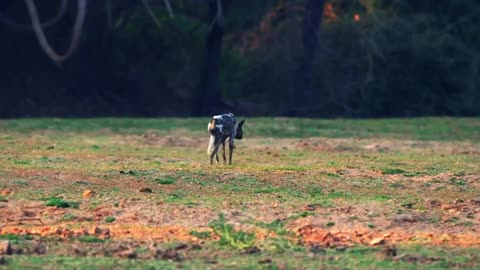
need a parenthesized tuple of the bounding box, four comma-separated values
(286, 0, 325, 116)
(191, 0, 230, 116)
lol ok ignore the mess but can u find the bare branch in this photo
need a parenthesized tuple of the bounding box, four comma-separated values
(216, 0, 223, 26)
(163, 0, 174, 18)
(141, 0, 162, 28)
(0, 0, 67, 29)
(25, 0, 87, 65)
(207, 0, 224, 32)
(141, 0, 174, 29)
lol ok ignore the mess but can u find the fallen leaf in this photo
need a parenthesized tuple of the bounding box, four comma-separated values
(1, 189, 13, 196)
(369, 237, 386, 246)
(83, 189, 96, 198)
(139, 187, 153, 193)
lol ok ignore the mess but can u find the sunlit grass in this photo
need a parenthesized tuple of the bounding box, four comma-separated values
(0, 117, 479, 269)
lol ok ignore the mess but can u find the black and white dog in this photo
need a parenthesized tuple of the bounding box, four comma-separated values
(207, 113, 245, 165)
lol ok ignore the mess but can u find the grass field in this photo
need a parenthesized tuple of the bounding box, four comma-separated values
(0, 117, 479, 269)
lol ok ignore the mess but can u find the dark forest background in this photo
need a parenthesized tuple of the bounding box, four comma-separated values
(1, 0, 479, 118)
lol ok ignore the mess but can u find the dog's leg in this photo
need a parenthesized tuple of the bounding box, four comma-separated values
(210, 141, 221, 165)
(228, 144, 234, 165)
(222, 140, 227, 164)
(228, 138, 235, 165)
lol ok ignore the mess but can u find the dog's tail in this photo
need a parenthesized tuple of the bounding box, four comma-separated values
(207, 135, 215, 156)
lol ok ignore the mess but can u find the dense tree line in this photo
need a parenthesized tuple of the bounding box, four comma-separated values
(0, 0, 478, 117)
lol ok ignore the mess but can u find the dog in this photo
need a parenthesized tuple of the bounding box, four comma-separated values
(207, 113, 245, 165)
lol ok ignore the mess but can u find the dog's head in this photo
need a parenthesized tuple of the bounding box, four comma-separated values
(208, 119, 219, 136)
(234, 119, 245, 139)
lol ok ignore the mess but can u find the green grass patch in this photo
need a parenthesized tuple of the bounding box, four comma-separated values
(1, 117, 479, 140)
(308, 187, 323, 197)
(3, 245, 480, 269)
(189, 230, 211, 239)
(61, 213, 77, 221)
(165, 193, 183, 202)
(382, 168, 405, 175)
(11, 179, 28, 185)
(155, 177, 176, 185)
(327, 190, 353, 199)
(372, 194, 393, 201)
(105, 216, 116, 223)
(326, 221, 336, 227)
(44, 197, 80, 209)
(78, 236, 104, 243)
(0, 234, 34, 244)
(210, 214, 255, 250)
(449, 178, 468, 186)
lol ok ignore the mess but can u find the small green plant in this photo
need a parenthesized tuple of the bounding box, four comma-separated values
(210, 214, 255, 250)
(78, 236, 104, 243)
(113, 202, 119, 207)
(327, 190, 352, 199)
(381, 168, 405, 175)
(457, 221, 474, 227)
(300, 211, 314, 217)
(256, 219, 290, 236)
(189, 230, 211, 239)
(166, 193, 183, 202)
(105, 216, 116, 223)
(62, 213, 77, 221)
(45, 197, 79, 208)
(389, 182, 405, 188)
(13, 159, 30, 165)
(262, 236, 298, 253)
(427, 216, 441, 224)
(0, 234, 20, 241)
(449, 178, 467, 186)
(39, 156, 65, 163)
(0, 234, 34, 244)
(367, 223, 375, 229)
(326, 221, 335, 227)
(184, 201, 198, 206)
(372, 194, 392, 201)
(446, 217, 460, 224)
(254, 187, 279, 194)
(91, 145, 100, 150)
(11, 179, 28, 185)
(308, 187, 323, 197)
(401, 201, 415, 209)
(155, 177, 175, 185)
(120, 170, 138, 175)
(403, 171, 423, 177)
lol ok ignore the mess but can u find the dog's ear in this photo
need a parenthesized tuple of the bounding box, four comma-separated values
(238, 119, 245, 127)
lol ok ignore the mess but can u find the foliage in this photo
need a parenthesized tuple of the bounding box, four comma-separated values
(155, 177, 176, 185)
(45, 197, 79, 209)
(189, 230, 212, 239)
(0, 1, 479, 117)
(77, 236, 104, 243)
(210, 214, 256, 250)
(105, 216, 116, 223)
